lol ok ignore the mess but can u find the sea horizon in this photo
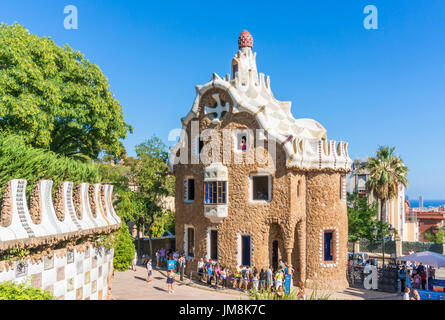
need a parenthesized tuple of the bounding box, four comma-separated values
(409, 200, 445, 208)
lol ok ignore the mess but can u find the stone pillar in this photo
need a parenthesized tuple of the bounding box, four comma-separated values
(296, 220, 306, 287)
(395, 235, 402, 259)
(353, 240, 360, 253)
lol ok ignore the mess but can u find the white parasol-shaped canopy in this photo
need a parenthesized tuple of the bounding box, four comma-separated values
(397, 251, 445, 269)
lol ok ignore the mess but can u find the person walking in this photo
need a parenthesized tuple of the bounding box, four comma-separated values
(421, 270, 427, 290)
(207, 263, 214, 286)
(252, 269, 259, 292)
(155, 249, 160, 269)
(179, 254, 186, 282)
(411, 289, 421, 300)
(160, 248, 166, 268)
(132, 251, 138, 271)
(235, 265, 242, 290)
(146, 259, 153, 283)
(167, 268, 175, 294)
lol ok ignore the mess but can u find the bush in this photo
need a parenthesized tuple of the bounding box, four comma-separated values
(0, 134, 100, 198)
(0, 281, 56, 300)
(113, 222, 136, 271)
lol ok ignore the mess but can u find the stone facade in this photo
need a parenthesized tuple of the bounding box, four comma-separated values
(170, 31, 352, 290)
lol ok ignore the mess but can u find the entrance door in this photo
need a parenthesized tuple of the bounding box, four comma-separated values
(241, 236, 251, 266)
(272, 240, 279, 269)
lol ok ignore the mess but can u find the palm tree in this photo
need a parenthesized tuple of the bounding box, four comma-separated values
(363, 146, 409, 223)
(363, 146, 408, 266)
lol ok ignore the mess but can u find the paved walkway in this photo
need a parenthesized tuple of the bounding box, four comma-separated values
(111, 265, 402, 300)
(111, 266, 245, 300)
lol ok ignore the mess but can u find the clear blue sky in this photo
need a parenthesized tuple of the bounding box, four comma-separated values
(1, 0, 445, 199)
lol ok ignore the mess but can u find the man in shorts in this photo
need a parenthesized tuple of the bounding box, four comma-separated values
(160, 248, 166, 268)
(146, 259, 153, 283)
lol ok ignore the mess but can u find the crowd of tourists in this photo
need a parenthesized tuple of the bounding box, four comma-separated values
(399, 262, 435, 292)
(194, 257, 295, 295)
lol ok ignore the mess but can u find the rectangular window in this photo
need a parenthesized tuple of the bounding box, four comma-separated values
(252, 176, 270, 201)
(324, 231, 334, 261)
(187, 228, 195, 257)
(204, 181, 227, 205)
(241, 235, 251, 266)
(184, 178, 195, 202)
(210, 230, 218, 261)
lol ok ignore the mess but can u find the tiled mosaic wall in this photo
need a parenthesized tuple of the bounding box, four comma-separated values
(0, 244, 114, 300)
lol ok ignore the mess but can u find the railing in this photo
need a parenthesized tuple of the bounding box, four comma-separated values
(346, 265, 399, 293)
(417, 289, 445, 300)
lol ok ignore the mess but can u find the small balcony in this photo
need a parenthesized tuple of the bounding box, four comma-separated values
(204, 205, 228, 224)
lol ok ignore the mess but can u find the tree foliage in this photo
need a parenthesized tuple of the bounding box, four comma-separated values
(347, 193, 393, 243)
(0, 23, 132, 160)
(424, 226, 445, 244)
(0, 281, 55, 300)
(113, 222, 136, 271)
(364, 146, 409, 221)
(0, 133, 100, 198)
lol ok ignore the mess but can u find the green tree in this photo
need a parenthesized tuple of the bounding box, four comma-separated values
(0, 23, 132, 160)
(130, 136, 175, 256)
(364, 146, 409, 223)
(0, 281, 55, 300)
(113, 223, 136, 271)
(424, 226, 445, 244)
(348, 193, 378, 243)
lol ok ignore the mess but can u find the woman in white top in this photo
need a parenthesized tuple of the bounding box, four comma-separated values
(197, 258, 204, 282)
(132, 252, 138, 271)
(146, 259, 153, 283)
(403, 287, 410, 300)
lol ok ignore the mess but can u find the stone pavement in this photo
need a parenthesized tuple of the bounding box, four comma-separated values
(111, 265, 402, 300)
(110, 265, 245, 300)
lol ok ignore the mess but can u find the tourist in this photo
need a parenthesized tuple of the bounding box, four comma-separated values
(179, 254, 186, 281)
(214, 263, 221, 289)
(155, 249, 160, 269)
(241, 266, 248, 292)
(275, 269, 284, 291)
(132, 251, 138, 271)
(221, 266, 228, 290)
(197, 258, 204, 282)
(160, 248, 166, 268)
(241, 136, 247, 152)
(259, 268, 266, 291)
(403, 287, 410, 300)
(207, 262, 214, 286)
(278, 260, 285, 270)
(405, 270, 412, 289)
(235, 265, 242, 289)
(167, 268, 175, 294)
(399, 266, 406, 293)
(146, 259, 152, 283)
(266, 266, 273, 291)
(413, 273, 421, 289)
(252, 269, 259, 292)
(421, 270, 427, 290)
(411, 289, 421, 300)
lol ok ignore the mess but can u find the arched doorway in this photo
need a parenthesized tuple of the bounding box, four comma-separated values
(272, 240, 279, 270)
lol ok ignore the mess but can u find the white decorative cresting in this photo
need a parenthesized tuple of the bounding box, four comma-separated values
(12, 179, 47, 238)
(37, 180, 60, 235)
(107, 185, 121, 224)
(102, 185, 118, 225)
(92, 184, 110, 227)
(62, 182, 84, 232)
(169, 32, 352, 172)
(80, 183, 98, 228)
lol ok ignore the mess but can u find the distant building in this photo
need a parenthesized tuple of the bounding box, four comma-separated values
(347, 158, 417, 241)
(415, 211, 445, 241)
(419, 196, 424, 209)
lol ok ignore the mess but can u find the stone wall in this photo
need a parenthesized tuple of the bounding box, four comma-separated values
(0, 178, 121, 300)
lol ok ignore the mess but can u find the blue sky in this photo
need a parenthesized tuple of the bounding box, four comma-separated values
(1, 0, 445, 199)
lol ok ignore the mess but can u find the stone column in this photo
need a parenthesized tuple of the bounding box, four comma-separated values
(296, 220, 306, 287)
(353, 240, 360, 254)
(395, 235, 402, 259)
